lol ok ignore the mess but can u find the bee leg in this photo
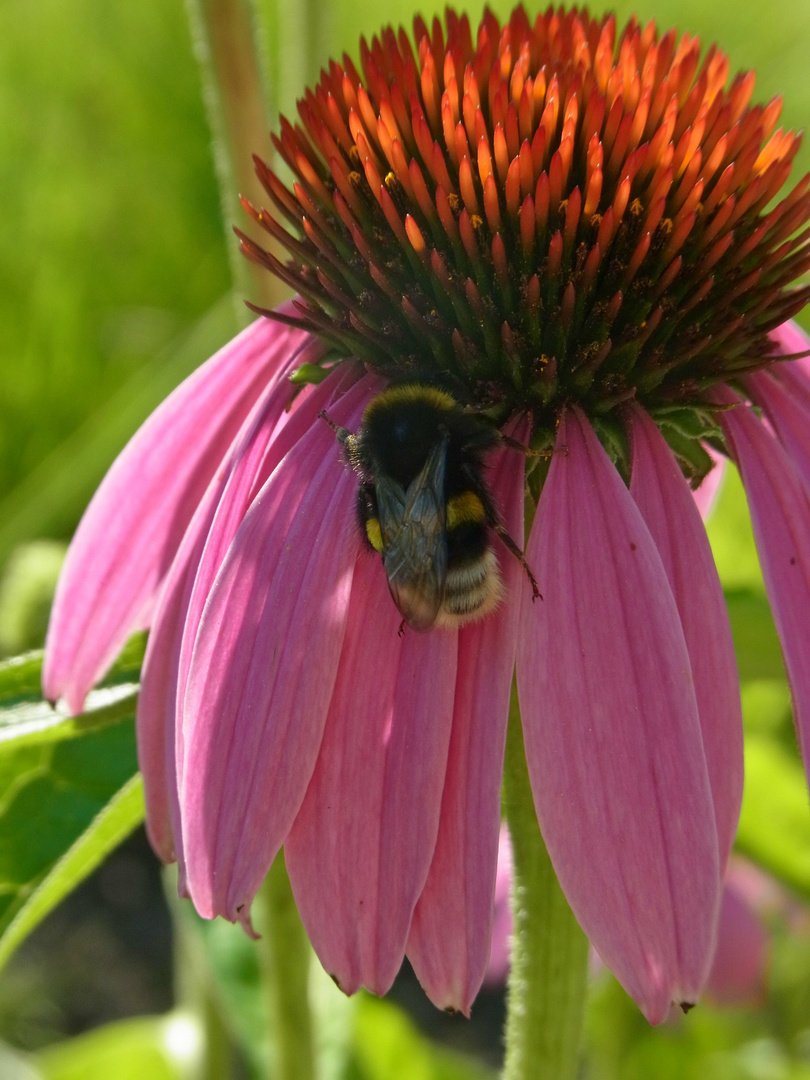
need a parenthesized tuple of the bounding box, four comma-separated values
(458, 459, 543, 602)
(493, 523, 542, 601)
(318, 409, 352, 444)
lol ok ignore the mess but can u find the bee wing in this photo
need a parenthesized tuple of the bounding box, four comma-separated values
(375, 434, 449, 631)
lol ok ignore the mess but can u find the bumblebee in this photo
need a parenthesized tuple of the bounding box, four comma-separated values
(322, 384, 538, 631)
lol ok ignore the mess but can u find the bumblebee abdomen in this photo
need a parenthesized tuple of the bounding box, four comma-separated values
(436, 548, 503, 626)
(446, 490, 486, 530)
(436, 489, 502, 626)
(445, 490, 489, 563)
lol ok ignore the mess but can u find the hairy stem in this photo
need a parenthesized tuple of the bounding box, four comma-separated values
(257, 851, 316, 1080)
(185, 0, 289, 315)
(501, 690, 589, 1080)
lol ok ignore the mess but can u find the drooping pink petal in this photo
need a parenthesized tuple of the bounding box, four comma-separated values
(692, 451, 726, 521)
(285, 557, 459, 997)
(768, 318, 810, 364)
(719, 392, 810, 781)
(174, 368, 368, 809)
(138, 367, 337, 865)
(483, 824, 513, 989)
(517, 407, 720, 1024)
(43, 315, 315, 713)
(180, 379, 370, 923)
(137, 500, 208, 866)
(406, 433, 525, 1013)
(748, 367, 810, 501)
(707, 875, 768, 1007)
(628, 406, 743, 871)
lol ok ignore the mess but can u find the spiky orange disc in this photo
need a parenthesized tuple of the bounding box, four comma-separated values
(240, 5, 810, 447)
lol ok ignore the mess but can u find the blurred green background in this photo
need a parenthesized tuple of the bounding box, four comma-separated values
(2, 0, 810, 1077)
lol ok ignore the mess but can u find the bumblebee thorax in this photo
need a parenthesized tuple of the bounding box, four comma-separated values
(353, 384, 496, 489)
(361, 401, 448, 488)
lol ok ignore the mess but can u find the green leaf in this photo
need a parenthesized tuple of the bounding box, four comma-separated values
(0, 634, 145, 748)
(0, 772, 143, 972)
(34, 1012, 202, 1080)
(736, 734, 810, 899)
(0, 721, 141, 968)
(0, 652, 44, 707)
(289, 361, 331, 385)
(0, 686, 139, 751)
(659, 427, 714, 487)
(0, 639, 146, 964)
(0, 633, 145, 707)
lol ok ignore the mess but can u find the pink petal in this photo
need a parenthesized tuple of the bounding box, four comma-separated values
(482, 824, 513, 989)
(174, 368, 368, 807)
(516, 408, 720, 1024)
(628, 406, 743, 871)
(406, 433, 526, 1013)
(749, 367, 810, 501)
(137, 509, 205, 866)
(719, 393, 810, 781)
(180, 379, 370, 922)
(768, 318, 810, 363)
(285, 558, 458, 997)
(43, 315, 315, 713)
(692, 451, 726, 521)
(138, 368, 330, 864)
(707, 877, 768, 1007)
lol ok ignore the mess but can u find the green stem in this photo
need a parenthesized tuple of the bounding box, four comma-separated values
(169, 870, 235, 1080)
(257, 851, 316, 1080)
(501, 691, 589, 1080)
(185, 0, 289, 317)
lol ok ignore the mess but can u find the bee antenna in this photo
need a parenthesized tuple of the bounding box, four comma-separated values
(319, 409, 351, 444)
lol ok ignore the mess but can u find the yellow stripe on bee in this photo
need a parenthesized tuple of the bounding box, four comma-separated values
(364, 383, 457, 418)
(365, 516, 384, 552)
(446, 491, 486, 529)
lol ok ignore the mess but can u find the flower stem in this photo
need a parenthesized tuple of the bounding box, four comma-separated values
(167, 866, 237, 1079)
(254, 0, 332, 123)
(501, 691, 589, 1080)
(185, 0, 289, 317)
(256, 851, 316, 1080)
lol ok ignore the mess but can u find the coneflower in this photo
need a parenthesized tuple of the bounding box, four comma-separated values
(44, 6, 810, 1024)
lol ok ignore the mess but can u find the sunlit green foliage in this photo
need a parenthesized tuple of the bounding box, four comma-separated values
(0, 0, 230, 504)
(2, 0, 810, 1076)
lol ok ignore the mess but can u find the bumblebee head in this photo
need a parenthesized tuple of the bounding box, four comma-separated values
(357, 385, 460, 487)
